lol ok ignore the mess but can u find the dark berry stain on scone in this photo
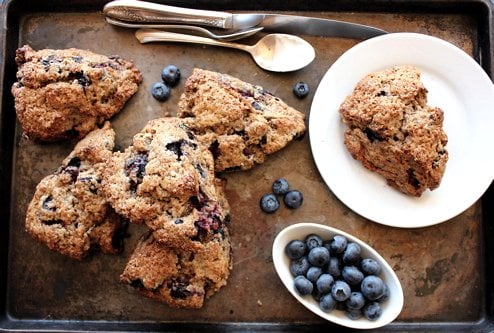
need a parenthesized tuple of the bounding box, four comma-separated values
(124, 153, 148, 193)
(41, 195, 56, 212)
(169, 277, 198, 299)
(165, 139, 197, 161)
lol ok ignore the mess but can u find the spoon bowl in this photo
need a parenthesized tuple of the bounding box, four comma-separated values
(135, 29, 315, 72)
(272, 222, 404, 329)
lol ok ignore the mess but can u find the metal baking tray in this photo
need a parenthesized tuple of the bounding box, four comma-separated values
(1, 0, 493, 331)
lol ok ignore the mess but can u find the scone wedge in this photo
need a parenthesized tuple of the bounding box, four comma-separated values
(11, 45, 142, 142)
(339, 65, 448, 196)
(25, 122, 126, 260)
(177, 68, 306, 171)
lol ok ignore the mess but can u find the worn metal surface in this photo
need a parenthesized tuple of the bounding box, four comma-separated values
(2, 2, 490, 329)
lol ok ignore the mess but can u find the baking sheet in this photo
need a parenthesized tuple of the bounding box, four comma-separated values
(1, 0, 493, 331)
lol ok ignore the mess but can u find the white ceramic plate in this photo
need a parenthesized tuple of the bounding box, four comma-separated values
(272, 223, 404, 329)
(309, 32, 494, 228)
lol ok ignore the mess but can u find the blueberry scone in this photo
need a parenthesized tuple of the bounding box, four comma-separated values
(177, 68, 306, 172)
(25, 122, 126, 260)
(339, 65, 448, 196)
(120, 230, 232, 309)
(11, 45, 142, 142)
(101, 117, 230, 252)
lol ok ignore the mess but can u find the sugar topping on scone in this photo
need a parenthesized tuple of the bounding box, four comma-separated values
(339, 65, 448, 196)
(177, 68, 306, 171)
(25, 122, 126, 260)
(11, 45, 142, 142)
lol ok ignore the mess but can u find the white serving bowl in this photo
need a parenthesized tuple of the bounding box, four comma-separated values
(272, 222, 404, 329)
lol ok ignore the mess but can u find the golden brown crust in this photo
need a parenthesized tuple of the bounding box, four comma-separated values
(11, 45, 142, 142)
(339, 65, 448, 196)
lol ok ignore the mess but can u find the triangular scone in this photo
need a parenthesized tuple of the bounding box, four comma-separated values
(11, 45, 142, 142)
(339, 66, 448, 196)
(25, 122, 126, 260)
(177, 68, 306, 171)
(101, 117, 230, 252)
(120, 230, 232, 309)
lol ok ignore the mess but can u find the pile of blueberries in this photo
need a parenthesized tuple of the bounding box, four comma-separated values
(151, 65, 181, 102)
(260, 178, 303, 213)
(285, 233, 389, 321)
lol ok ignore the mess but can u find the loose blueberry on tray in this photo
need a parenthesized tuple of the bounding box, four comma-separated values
(260, 178, 304, 213)
(151, 82, 171, 101)
(161, 65, 181, 86)
(260, 193, 280, 213)
(293, 81, 310, 98)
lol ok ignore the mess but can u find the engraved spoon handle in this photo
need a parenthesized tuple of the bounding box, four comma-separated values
(103, 0, 232, 28)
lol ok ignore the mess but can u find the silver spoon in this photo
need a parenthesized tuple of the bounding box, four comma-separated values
(106, 18, 263, 41)
(135, 29, 315, 72)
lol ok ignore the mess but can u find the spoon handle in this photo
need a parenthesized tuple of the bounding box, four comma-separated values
(104, 0, 231, 28)
(107, 18, 263, 41)
(135, 29, 250, 53)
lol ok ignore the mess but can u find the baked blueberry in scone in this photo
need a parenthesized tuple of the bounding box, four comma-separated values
(101, 117, 230, 252)
(177, 68, 306, 172)
(11, 45, 142, 142)
(25, 122, 127, 260)
(339, 65, 448, 196)
(120, 230, 232, 309)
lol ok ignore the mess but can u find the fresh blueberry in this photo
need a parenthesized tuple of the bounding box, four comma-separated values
(285, 240, 306, 260)
(260, 193, 280, 213)
(316, 273, 334, 294)
(151, 82, 171, 101)
(161, 65, 181, 86)
(342, 242, 361, 264)
(306, 266, 323, 283)
(376, 283, 390, 302)
(308, 246, 330, 267)
(361, 258, 381, 275)
(272, 178, 290, 195)
(363, 302, 383, 321)
(346, 291, 366, 310)
(361, 275, 385, 301)
(330, 235, 348, 254)
(305, 234, 323, 251)
(322, 240, 332, 253)
(331, 280, 351, 302)
(290, 256, 310, 277)
(319, 293, 337, 312)
(293, 81, 310, 98)
(326, 257, 341, 278)
(342, 265, 364, 286)
(283, 190, 303, 209)
(294, 276, 313, 296)
(345, 307, 363, 320)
